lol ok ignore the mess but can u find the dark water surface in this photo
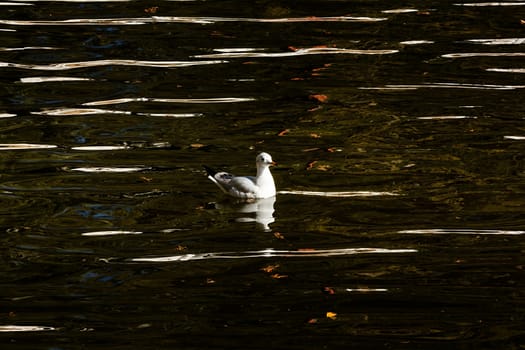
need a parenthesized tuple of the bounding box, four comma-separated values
(1, 0, 524, 348)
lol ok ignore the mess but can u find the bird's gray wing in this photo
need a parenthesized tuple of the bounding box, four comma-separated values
(228, 176, 258, 198)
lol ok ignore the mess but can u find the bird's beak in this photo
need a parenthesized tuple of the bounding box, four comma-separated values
(270, 161, 277, 166)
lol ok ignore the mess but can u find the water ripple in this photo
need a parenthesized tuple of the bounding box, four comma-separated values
(417, 115, 475, 120)
(0, 2, 32, 5)
(20, 76, 94, 83)
(32, 108, 131, 116)
(487, 68, 525, 73)
(32, 107, 203, 118)
(360, 83, 525, 90)
(464, 38, 525, 45)
(68, 166, 151, 173)
(442, 52, 525, 58)
(278, 190, 398, 197)
(82, 97, 255, 106)
(0, 59, 226, 71)
(400, 229, 525, 235)
(194, 47, 398, 59)
(0, 143, 57, 150)
(0, 326, 57, 332)
(132, 247, 418, 262)
(0, 46, 59, 51)
(82, 230, 142, 236)
(400, 40, 434, 45)
(454, 2, 525, 6)
(382, 9, 419, 14)
(0, 16, 387, 26)
(71, 145, 129, 151)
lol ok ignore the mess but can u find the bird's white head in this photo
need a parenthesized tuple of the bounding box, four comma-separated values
(256, 152, 275, 166)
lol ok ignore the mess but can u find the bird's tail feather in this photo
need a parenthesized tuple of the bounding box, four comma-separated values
(203, 165, 217, 177)
(203, 165, 229, 194)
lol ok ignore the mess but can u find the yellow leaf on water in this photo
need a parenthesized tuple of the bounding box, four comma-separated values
(326, 312, 337, 320)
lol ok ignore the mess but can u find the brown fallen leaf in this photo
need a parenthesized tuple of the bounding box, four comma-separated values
(322, 287, 336, 295)
(307, 318, 318, 324)
(277, 129, 290, 136)
(273, 232, 285, 240)
(144, 6, 159, 14)
(306, 160, 317, 170)
(261, 264, 280, 273)
(309, 94, 328, 103)
(271, 273, 288, 279)
(310, 133, 321, 138)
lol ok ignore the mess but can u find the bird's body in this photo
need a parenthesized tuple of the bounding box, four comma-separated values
(204, 152, 276, 199)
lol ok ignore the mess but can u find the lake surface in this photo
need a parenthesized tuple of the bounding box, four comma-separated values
(1, 0, 524, 349)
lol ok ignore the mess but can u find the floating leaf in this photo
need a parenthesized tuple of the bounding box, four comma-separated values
(306, 160, 317, 170)
(326, 312, 337, 320)
(271, 273, 288, 279)
(261, 264, 280, 273)
(277, 129, 290, 136)
(273, 232, 285, 239)
(144, 6, 159, 14)
(323, 287, 336, 295)
(307, 318, 318, 324)
(309, 94, 329, 103)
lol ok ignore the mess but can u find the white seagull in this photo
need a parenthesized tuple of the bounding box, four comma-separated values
(204, 152, 276, 199)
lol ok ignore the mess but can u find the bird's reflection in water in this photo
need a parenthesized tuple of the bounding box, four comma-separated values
(211, 196, 276, 232)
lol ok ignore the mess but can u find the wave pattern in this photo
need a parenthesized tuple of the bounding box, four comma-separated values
(0, 16, 387, 26)
(132, 247, 418, 262)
